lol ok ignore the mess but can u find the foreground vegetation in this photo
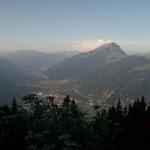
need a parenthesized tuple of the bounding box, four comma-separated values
(0, 94, 150, 150)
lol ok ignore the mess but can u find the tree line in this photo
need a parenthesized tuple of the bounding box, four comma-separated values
(0, 94, 150, 150)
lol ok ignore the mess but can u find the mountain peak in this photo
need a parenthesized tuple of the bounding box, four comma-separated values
(92, 42, 126, 56)
(101, 42, 120, 48)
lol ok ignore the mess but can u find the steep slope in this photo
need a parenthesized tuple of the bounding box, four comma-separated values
(44, 42, 150, 104)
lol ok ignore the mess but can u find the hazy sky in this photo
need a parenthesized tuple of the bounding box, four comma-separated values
(0, 0, 150, 53)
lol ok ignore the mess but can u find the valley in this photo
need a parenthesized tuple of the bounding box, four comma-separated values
(1, 43, 150, 106)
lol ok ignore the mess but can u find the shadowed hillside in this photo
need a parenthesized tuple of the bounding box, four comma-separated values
(0, 57, 27, 103)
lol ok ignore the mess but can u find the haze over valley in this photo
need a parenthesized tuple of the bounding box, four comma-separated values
(1, 42, 150, 107)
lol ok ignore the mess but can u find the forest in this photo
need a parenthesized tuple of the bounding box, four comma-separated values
(0, 94, 150, 150)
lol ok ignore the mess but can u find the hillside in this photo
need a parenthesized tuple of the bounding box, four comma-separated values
(0, 57, 27, 103)
(46, 42, 126, 80)
(41, 43, 150, 105)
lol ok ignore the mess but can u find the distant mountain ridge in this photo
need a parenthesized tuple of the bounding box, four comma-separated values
(3, 50, 76, 76)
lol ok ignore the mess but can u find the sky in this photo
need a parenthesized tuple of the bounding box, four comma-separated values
(0, 0, 150, 54)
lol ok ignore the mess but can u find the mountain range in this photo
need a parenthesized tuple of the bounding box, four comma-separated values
(3, 50, 77, 76)
(0, 50, 76, 103)
(1, 43, 150, 105)
(42, 42, 150, 105)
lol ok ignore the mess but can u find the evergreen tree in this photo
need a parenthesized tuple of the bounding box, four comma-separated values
(11, 97, 18, 114)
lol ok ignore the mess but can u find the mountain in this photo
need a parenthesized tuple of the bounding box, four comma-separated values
(41, 42, 150, 105)
(46, 42, 127, 80)
(3, 50, 76, 76)
(0, 57, 27, 103)
(57, 51, 79, 57)
(0, 50, 78, 104)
